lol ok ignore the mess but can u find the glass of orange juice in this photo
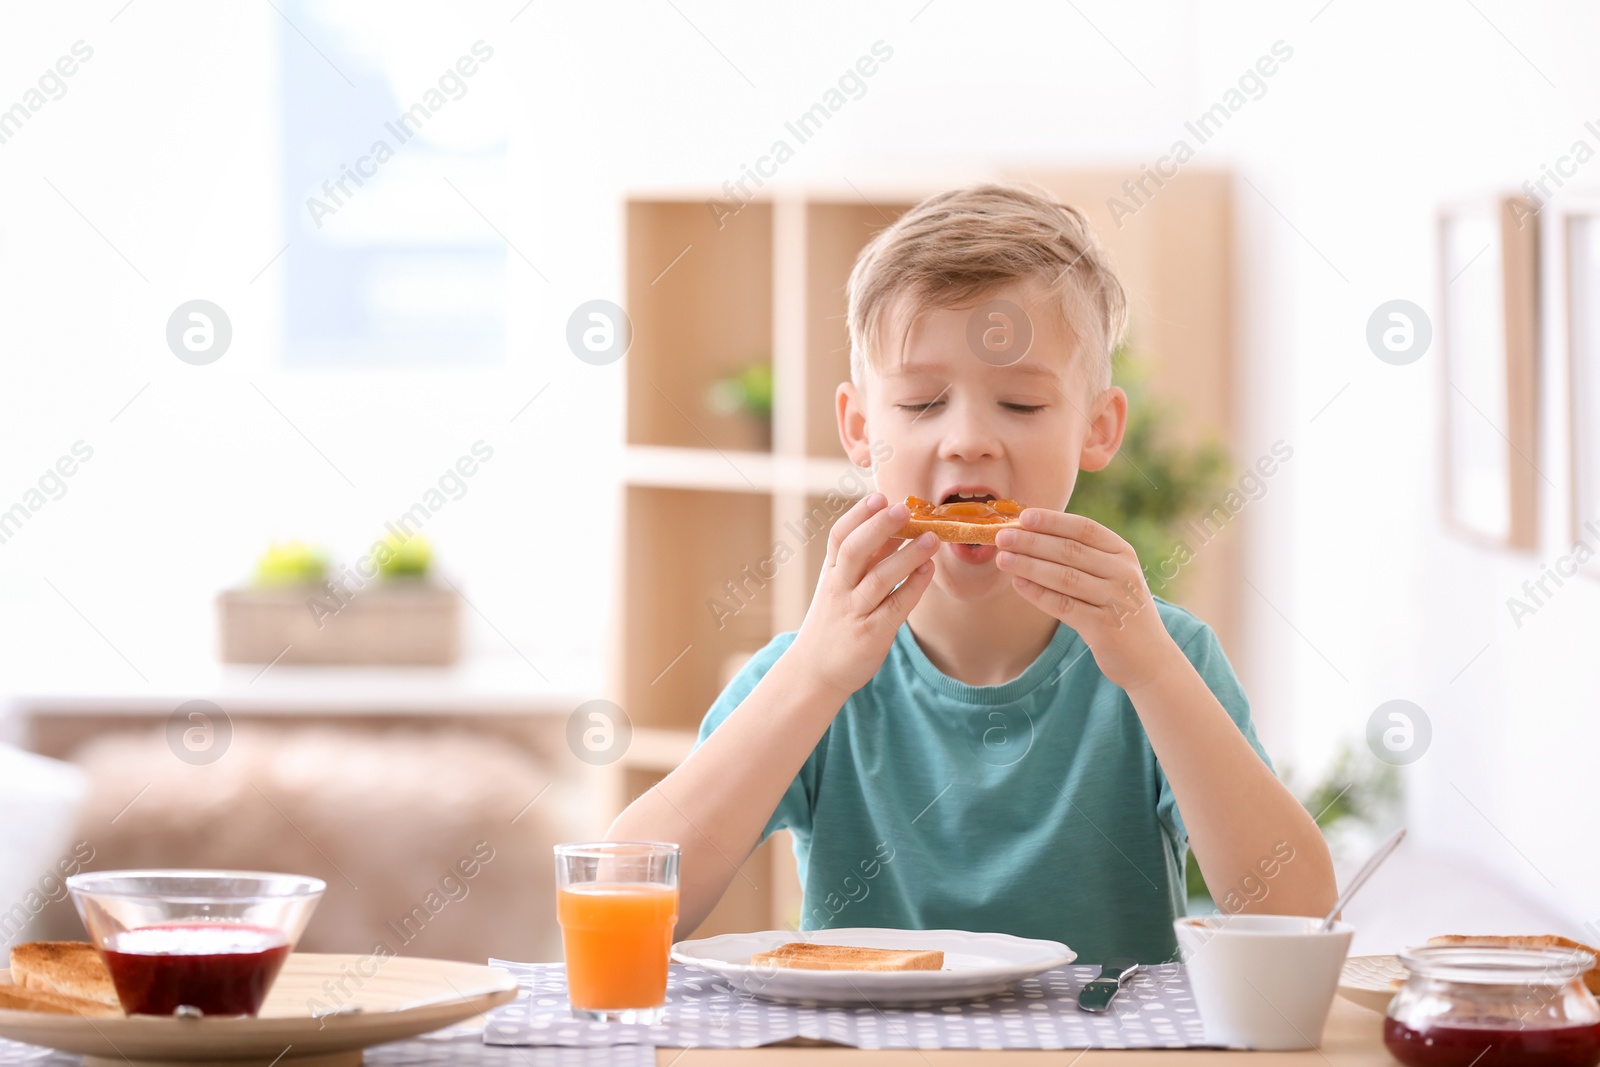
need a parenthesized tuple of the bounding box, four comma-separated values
(554, 841, 680, 1023)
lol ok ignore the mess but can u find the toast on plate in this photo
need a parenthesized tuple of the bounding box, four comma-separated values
(750, 942, 944, 972)
(7, 941, 122, 1013)
(10, 941, 120, 1007)
(0, 984, 121, 1017)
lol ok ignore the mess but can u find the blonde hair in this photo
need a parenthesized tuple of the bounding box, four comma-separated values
(846, 182, 1128, 394)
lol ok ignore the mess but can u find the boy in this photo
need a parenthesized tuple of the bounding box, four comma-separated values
(609, 183, 1335, 963)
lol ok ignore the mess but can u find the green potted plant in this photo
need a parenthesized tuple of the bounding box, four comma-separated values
(250, 540, 329, 587)
(1186, 742, 1401, 909)
(217, 533, 459, 666)
(1066, 345, 1231, 598)
(706, 359, 774, 451)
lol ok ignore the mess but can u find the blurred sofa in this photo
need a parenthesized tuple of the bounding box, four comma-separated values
(23, 723, 575, 964)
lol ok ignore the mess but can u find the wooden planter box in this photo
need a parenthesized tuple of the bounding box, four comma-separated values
(218, 581, 461, 666)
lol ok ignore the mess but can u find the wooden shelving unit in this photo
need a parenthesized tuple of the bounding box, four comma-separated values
(611, 193, 917, 936)
(610, 176, 1239, 936)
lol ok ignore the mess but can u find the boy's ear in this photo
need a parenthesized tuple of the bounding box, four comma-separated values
(836, 381, 873, 467)
(1078, 385, 1128, 473)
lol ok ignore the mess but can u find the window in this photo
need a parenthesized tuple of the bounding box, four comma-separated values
(279, 0, 507, 365)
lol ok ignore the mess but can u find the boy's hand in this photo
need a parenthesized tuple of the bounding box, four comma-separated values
(789, 493, 941, 701)
(994, 509, 1179, 691)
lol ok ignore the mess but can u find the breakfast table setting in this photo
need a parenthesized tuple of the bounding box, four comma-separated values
(2, 831, 1598, 1067)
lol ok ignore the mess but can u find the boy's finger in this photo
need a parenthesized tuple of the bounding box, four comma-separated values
(835, 497, 912, 587)
(995, 549, 1120, 607)
(824, 492, 887, 569)
(1014, 508, 1127, 554)
(1011, 574, 1096, 621)
(857, 529, 904, 577)
(856, 532, 938, 611)
(994, 526, 1124, 580)
(875, 548, 936, 625)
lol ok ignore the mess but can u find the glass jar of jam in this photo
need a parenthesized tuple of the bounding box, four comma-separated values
(1385, 945, 1600, 1067)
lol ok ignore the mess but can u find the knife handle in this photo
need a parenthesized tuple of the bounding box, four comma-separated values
(1076, 978, 1122, 1012)
(1077, 957, 1139, 1013)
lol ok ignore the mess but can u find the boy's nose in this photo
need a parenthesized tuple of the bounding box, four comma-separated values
(937, 402, 1002, 461)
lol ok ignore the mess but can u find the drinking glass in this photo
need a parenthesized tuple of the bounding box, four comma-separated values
(554, 841, 680, 1023)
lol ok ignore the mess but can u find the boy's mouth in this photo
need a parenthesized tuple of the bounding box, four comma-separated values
(921, 483, 1010, 565)
(940, 543, 992, 566)
(937, 484, 1001, 505)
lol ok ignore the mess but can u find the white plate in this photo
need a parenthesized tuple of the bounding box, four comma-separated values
(0, 953, 518, 1067)
(671, 927, 1076, 1006)
(1337, 953, 1405, 1014)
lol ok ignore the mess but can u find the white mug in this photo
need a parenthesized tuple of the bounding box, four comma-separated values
(1173, 914, 1355, 1050)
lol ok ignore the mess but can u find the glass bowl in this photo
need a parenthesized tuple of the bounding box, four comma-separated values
(1385, 945, 1600, 1067)
(66, 869, 325, 1017)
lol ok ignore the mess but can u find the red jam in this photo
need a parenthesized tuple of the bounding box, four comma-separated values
(100, 923, 291, 1016)
(1384, 1018, 1600, 1067)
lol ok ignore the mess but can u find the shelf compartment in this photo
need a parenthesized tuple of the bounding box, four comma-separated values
(619, 485, 776, 733)
(625, 200, 774, 453)
(800, 199, 917, 459)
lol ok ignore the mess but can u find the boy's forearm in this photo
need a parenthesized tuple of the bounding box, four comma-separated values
(1124, 641, 1338, 918)
(606, 652, 847, 938)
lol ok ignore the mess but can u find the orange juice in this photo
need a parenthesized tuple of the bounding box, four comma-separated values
(557, 881, 679, 1010)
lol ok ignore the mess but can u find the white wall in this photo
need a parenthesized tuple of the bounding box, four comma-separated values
(1, 0, 1594, 928)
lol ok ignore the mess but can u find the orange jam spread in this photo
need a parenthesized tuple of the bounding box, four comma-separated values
(905, 495, 1024, 523)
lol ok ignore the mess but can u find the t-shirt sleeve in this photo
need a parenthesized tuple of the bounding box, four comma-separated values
(1154, 621, 1277, 848)
(690, 631, 818, 845)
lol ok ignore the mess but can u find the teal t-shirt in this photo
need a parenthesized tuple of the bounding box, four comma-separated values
(691, 598, 1276, 965)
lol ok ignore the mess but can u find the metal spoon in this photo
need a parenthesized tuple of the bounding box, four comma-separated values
(1319, 826, 1406, 931)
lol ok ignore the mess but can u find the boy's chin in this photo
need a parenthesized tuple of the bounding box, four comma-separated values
(931, 544, 1013, 597)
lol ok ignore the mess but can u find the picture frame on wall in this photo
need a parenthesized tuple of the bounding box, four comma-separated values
(1564, 202, 1600, 577)
(1437, 196, 1540, 550)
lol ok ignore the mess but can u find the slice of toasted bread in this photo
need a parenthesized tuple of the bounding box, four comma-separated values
(9, 941, 120, 1008)
(894, 515, 1021, 545)
(0, 984, 122, 1017)
(1426, 935, 1600, 994)
(750, 942, 944, 972)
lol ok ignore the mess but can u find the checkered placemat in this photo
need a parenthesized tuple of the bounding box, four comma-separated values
(485, 960, 1215, 1050)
